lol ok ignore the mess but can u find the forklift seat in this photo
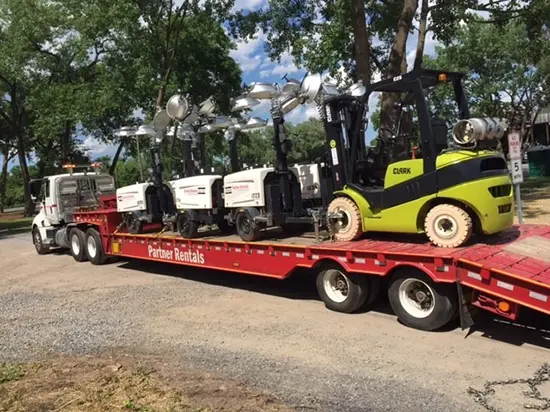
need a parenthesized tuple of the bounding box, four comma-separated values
(431, 117, 449, 153)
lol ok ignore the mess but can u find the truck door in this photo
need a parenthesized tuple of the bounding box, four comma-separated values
(42, 178, 60, 224)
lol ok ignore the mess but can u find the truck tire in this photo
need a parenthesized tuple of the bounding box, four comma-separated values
(69, 228, 88, 262)
(424, 204, 473, 248)
(316, 263, 370, 313)
(328, 197, 363, 242)
(85, 228, 107, 265)
(177, 210, 198, 238)
(32, 227, 49, 255)
(388, 269, 458, 331)
(236, 208, 261, 242)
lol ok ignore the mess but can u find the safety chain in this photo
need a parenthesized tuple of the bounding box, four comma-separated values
(467, 363, 550, 411)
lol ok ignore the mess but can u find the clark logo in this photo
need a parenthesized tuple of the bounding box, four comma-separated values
(393, 167, 411, 175)
(148, 245, 205, 264)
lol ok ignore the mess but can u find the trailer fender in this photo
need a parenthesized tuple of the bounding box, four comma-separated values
(387, 263, 456, 284)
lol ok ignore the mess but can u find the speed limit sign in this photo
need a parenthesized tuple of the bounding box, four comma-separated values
(510, 158, 524, 184)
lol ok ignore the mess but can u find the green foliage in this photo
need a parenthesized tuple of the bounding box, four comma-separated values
(425, 19, 550, 134)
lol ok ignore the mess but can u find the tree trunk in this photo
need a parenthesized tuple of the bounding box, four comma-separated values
(350, 0, 371, 85)
(378, 0, 419, 164)
(413, 0, 429, 71)
(16, 132, 34, 217)
(61, 120, 71, 163)
(0, 145, 9, 213)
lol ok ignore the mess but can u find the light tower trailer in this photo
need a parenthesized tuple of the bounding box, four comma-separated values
(29, 163, 116, 262)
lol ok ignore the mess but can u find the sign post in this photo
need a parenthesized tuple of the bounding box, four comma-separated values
(508, 131, 524, 224)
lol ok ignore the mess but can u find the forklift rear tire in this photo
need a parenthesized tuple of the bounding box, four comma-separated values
(69, 228, 88, 262)
(236, 208, 261, 242)
(85, 228, 107, 265)
(328, 197, 363, 242)
(424, 204, 473, 248)
(177, 211, 198, 238)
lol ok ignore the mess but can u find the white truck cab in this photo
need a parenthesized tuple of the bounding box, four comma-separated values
(30, 164, 115, 255)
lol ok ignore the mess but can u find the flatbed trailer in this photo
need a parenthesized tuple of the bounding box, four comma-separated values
(63, 206, 550, 332)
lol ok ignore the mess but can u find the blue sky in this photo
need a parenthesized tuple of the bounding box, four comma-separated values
(2, 0, 443, 170)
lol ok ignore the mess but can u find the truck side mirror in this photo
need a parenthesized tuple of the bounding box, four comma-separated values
(29, 179, 43, 202)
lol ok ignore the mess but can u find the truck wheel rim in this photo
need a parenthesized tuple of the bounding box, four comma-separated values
(434, 214, 457, 239)
(323, 269, 349, 303)
(34, 230, 41, 249)
(71, 234, 80, 255)
(398, 278, 435, 318)
(240, 215, 251, 234)
(87, 237, 97, 258)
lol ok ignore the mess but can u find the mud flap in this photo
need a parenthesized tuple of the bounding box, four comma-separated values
(456, 282, 475, 330)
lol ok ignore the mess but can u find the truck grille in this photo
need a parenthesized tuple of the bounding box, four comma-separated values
(489, 184, 512, 198)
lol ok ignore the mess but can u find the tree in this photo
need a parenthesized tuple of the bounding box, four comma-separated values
(424, 19, 550, 144)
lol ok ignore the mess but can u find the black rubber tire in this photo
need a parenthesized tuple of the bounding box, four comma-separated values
(388, 269, 458, 331)
(69, 227, 88, 262)
(85, 228, 107, 265)
(364, 275, 381, 309)
(236, 209, 261, 242)
(315, 262, 370, 313)
(177, 210, 198, 238)
(32, 227, 49, 255)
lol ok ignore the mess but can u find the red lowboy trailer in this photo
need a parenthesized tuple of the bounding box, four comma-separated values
(66, 201, 550, 332)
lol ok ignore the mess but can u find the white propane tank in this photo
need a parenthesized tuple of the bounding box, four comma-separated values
(452, 117, 506, 145)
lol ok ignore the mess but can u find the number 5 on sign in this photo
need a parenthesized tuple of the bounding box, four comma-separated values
(510, 159, 523, 184)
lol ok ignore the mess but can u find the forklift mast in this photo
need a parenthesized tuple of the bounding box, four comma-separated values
(321, 69, 471, 190)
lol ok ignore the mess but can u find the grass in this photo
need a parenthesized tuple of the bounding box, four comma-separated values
(0, 356, 291, 412)
(0, 217, 33, 231)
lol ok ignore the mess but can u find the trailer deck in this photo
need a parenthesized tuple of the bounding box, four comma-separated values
(72, 208, 550, 329)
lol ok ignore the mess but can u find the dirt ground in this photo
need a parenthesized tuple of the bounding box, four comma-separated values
(518, 182, 550, 225)
(0, 355, 291, 412)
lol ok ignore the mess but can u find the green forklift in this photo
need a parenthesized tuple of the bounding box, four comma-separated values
(319, 69, 514, 248)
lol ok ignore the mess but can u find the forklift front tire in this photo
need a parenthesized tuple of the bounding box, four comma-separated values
(424, 203, 473, 248)
(328, 197, 363, 242)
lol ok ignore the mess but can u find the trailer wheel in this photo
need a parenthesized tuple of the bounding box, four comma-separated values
(177, 211, 198, 238)
(388, 270, 458, 331)
(236, 208, 260, 242)
(316, 263, 370, 313)
(85, 228, 107, 265)
(424, 204, 473, 248)
(328, 197, 363, 242)
(69, 228, 88, 262)
(32, 227, 49, 255)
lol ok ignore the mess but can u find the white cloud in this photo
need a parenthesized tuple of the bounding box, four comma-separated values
(259, 69, 271, 78)
(232, 0, 267, 12)
(270, 51, 299, 77)
(230, 29, 266, 72)
(284, 103, 319, 124)
(81, 136, 117, 159)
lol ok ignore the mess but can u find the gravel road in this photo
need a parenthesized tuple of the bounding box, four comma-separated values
(1, 231, 550, 412)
